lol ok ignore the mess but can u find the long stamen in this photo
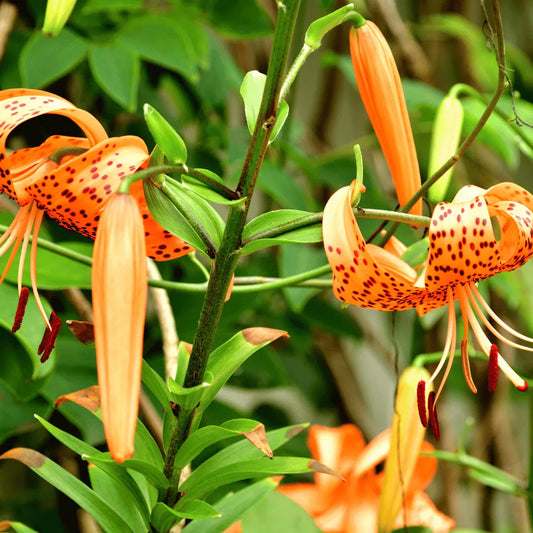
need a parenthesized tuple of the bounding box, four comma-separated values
(11, 286, 29, 333)
(0, 207, 26, 248)
(488, 344, 499, 393)
(29, 209, 49, 328)
(469, 284, 533, 343)
(417, 380, 428, 427)
(17, 202, 38, 294)
(0, 206, 33, 281)
(427, 288, 456, 388)
(457, 286, 477, 393)
(466, 285, 533, 353)
(464, 302, 528, 391)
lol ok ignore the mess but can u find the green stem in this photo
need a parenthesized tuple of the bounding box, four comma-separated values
(242, 208, 430, 246)
(162, 0, 302, 508)
(118, 164, 238, 200)
(378, 0, 508, 246)
(279, 43, 313, 102)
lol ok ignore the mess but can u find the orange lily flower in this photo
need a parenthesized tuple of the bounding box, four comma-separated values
(0, 89, 191, 350)
(226, 424, 453, 533)
(323, 180, 533, 435)
(92, 193, 147, 462)
(349, 18, 422, 215)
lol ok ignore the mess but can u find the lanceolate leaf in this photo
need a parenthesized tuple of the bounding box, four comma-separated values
(180, 457, 316, 501)
(200, 328, 289, 412)
(174, 419, 270, 470)
(0, 448, 133, 533)
(144, 104, 187, 164)
(181, 478, 278, 533)
(0, 521, 40, 533)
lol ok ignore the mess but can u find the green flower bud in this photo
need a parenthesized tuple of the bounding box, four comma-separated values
(43, 0, 77, 37)
(427, 95, 464, 203)
(144, 104, 187, 165)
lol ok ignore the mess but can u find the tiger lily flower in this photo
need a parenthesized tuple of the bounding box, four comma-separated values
(0, 89, 191, 351)
(280, 424, 453, 533)
(323, 180, 533, 436)
(349, 17, 422, 215)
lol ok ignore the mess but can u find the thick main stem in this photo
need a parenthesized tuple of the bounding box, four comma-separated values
(162, 0, 302, 507)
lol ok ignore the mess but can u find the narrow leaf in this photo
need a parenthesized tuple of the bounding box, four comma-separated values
(0, 448, 134, 533)
(144, 104, 187, 164)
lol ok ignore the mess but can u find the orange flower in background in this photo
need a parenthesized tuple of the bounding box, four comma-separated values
(281, 424, 453, 533)
(0, 89, 192, 348)
(92, 193, 147, 462)
(323, 180, 533, 435)
(349, 19, 422, 215)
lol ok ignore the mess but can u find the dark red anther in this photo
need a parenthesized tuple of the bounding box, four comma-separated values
(427, 390, 440, 441)
(39, 312, 62, 363)
(488, 344, 499, 394)
(417, 380, 428, 428)
(11, 287, 30, 333)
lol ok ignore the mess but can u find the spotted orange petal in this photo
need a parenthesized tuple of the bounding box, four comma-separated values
(5, 135, 90, 204)
(323, 180, 425, 310)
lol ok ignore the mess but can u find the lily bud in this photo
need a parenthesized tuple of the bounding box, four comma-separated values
(378, 367, 432, 532)
(427, 95, 464, 203)
(92, 193, 147, 462)
(349, 19, 422, 216)
(43, 0, 77, 37)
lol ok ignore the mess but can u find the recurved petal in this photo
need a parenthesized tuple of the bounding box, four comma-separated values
(425, 194, 498, 292)
(323, 181, 424, 310)
(307, 424, 366, 493)
(129, 180, 194, 260)
(25, 136, 149, 240)
(6, 135, 90, 203)
(396, 491, 455, 533)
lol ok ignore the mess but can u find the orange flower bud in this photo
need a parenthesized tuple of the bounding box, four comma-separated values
(92, 193, 147, 462)
(349, 20, 422, 215)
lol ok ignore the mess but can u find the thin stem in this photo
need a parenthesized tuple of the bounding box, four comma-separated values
(117, 164, 239, 200)
(378, 0, 508, 246)
(279, 43, 312, 102)
(242, 208, 430, 246)
(162, 0, 302, 508)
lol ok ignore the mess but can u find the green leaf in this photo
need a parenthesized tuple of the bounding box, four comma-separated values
(87, 463, 149, 532)
(0, 522, 40, 533)
(144, 104, 187, 164)
(240, 72, 288, 141)
(182, 478, 278, 533)
(143, 179, 208, 254)
(36, 415, 151, 529)
(0, 283, 53, 400)
(200, 328, 288, 412)
(142, 359, 172, 411)
(256, 162, 309, 210)
(174, 419, 265, 470)
(0, 383, 50, 446)
(180, 456, 315, 501)
(243, 210, 318, 240)
(0, 448, 134, 533)
(82, 0, 143, 14)
(280, 245, 326, 312)
(242, 491, 321, 533)
(118, 15, 202, 80)
(19, 28, 88, 88)
(88, 43, 140, 111)
(0, 239, 93, 290)
(168, 374, 212, 411)
(173, 499, 221, 519)
(183, 169, 243, 206)
(199, 0, 273, 39)
(401, 237, 429, 268)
